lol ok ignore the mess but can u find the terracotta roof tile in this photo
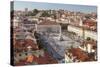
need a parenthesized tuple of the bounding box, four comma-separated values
(14, 39, 39, 50)
(38, 20, 59, 25)
(69, 48, 89, 61)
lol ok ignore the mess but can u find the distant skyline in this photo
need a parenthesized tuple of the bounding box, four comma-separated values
(12, 1, 97, 13)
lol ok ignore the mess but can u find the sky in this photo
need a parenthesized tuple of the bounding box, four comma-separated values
(12, 1, 97, 13)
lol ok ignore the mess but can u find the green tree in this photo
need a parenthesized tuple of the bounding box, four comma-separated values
(33, 9, 39, 13)
(41, 11, 51, 22)
(32, 9, 39, 16)
(41, 11, 50, 17)
(53, 14, 57, 22)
